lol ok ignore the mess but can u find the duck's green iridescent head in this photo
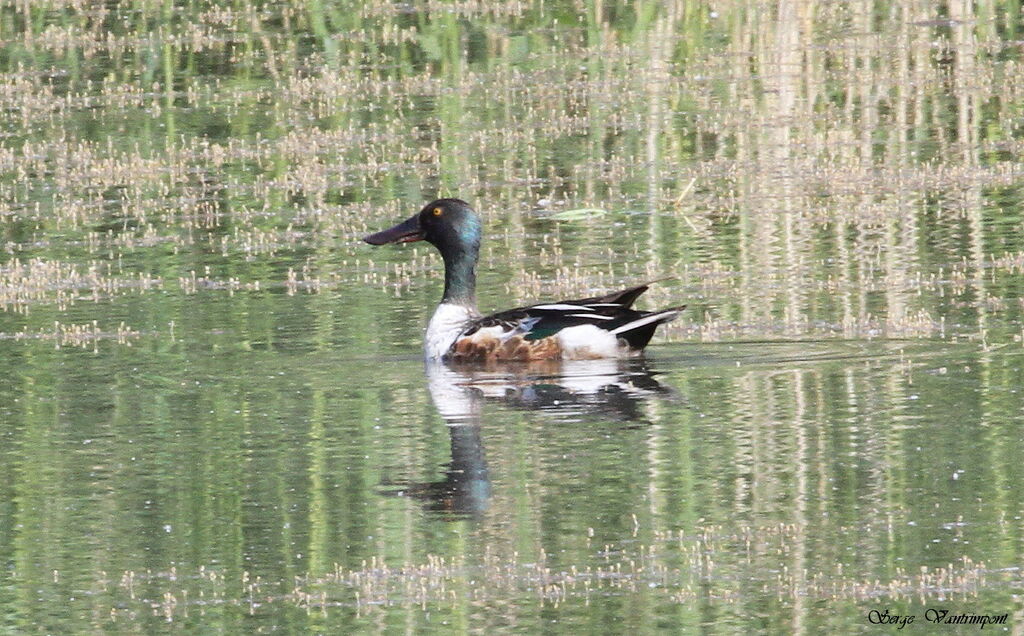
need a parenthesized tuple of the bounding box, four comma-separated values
(364, 198, 482, 305)
(363, 198, 481, 256)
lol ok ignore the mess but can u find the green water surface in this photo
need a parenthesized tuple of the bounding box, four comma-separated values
(2, 1, 1024, 633)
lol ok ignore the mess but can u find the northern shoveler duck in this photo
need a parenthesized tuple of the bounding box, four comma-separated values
(364, 198, 685, 361)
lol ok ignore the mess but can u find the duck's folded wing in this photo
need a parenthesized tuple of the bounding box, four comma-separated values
(449, 284, 683, 360)
(569, 282, 651, 308)
(461, 301, 644, 341)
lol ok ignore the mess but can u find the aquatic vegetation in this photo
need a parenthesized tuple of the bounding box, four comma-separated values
(96, 528, 1012, 624)
(0, 0, 1020, 344)
(1, 0, 1023, 633)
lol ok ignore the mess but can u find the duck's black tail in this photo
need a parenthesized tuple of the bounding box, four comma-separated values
(610, 305, 686, 350)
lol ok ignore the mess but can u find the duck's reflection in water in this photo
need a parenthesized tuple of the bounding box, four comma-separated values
(385, 358, 676, 520)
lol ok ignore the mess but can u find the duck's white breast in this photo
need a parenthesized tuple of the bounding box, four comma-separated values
(425, 302, 477, 359)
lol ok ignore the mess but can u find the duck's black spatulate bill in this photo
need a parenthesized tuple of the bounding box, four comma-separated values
(364, 215, 425, 245)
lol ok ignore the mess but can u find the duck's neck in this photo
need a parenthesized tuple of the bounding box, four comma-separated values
(441, 247, 477, 308)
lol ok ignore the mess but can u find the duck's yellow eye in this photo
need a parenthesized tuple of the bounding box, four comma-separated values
(433, 207, 443, 216)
